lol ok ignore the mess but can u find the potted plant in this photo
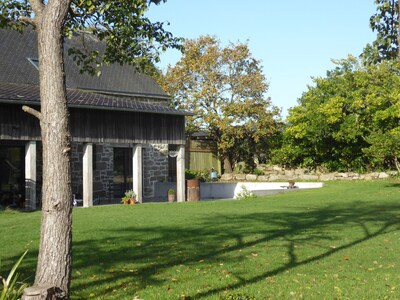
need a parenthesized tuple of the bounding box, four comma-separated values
(167, 188, 176, 203)
(121, 189, 137, 205)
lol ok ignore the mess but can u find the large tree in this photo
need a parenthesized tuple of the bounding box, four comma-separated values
(0, 0, 180, 297)
(362, 0, 400, 64)
(160, 36, 282, 172)
(274, 56, 400, 172)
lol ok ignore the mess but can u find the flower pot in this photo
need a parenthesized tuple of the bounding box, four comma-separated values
(168, 194, 176, 203)
(186, 179, 200, 201)
(129, 198, 136, 205)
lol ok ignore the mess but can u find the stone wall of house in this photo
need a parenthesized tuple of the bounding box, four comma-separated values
(220, 165, 396, 182)
(71, 142, 83, 194)
(143, 143, 169, 197)
(93, 144, 114, 200)
(71, 143, 114, 201)
(70, 142, 170, 200)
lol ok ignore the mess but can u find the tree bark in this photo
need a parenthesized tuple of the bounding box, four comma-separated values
(394, 156, 400, 174)
(27, 0, 73, 296)
(223, 155, 233, 174)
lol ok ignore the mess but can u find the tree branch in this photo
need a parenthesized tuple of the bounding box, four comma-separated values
(20, 16, 37, 26)
(22, 105, 43, 121)
(29, 0, 45, 19)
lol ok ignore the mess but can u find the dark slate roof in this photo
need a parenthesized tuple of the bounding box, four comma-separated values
(0, 28, 168, 98)
(0, 82, 187, 115)
(0, 28, 193, 115)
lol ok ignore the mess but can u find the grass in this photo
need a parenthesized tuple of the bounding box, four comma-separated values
(1, 180, 400, 299)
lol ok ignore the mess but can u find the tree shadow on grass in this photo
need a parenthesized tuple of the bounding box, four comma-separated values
(385, 182, 400, 188)
(66, 200, 400, 299)
(6, 198, 400, 299)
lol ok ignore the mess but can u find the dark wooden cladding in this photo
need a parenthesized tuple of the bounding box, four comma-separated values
(0, 104, 41, 140)
(70, 107, 185, 144)
(0, 104, 186, 144)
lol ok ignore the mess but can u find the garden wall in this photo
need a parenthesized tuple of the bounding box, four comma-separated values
(220, 165, 396, 182)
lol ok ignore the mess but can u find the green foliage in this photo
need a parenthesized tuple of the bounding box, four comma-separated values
(277, 56, 400, 172)
(233, 162, 252, 174)
(235, 185, 256, 200)
(362, 0, 400, 64)
(0, 250, 28, 300)
(121, 190, 136, 203)
(184, 169, 198, 180)
(185, 169, 211, 182)
(363, 129, 400, 172)
(167, 188, 176, 196)
(0, 0, 183, 75)
(252, 168, 264, 176)
(161, 36, 282, 171)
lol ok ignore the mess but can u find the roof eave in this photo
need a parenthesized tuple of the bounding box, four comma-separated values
(0, 98, 194, 116)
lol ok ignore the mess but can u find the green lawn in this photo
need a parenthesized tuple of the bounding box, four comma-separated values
(1, 180, 400, 299)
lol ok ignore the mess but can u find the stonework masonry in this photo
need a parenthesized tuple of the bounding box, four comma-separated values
(220, 165, 396, 182)
(143, 143, 169, 197)
(71, 142, 169, 201)
(94, 144, 114, 200)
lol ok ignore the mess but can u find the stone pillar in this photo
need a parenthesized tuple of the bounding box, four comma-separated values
(83, 143, 93, 207)
(25, 141, 36, 210)
(176, 144, 185, 202)
(133, 144, 143, 203)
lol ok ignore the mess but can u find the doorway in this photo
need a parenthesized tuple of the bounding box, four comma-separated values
(0, 145, 25, 207)
(113, 147, 133, 198)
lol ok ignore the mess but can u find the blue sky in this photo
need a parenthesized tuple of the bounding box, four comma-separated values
(146, 1, 377, 118)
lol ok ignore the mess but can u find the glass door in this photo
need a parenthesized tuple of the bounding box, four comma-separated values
(113, 147, 133, 198)
(0, 146, 24, 208)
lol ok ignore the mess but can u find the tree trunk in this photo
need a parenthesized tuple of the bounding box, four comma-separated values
(223, 154, 233, 174)
(27, 0, 73, 296)
(394, 156, 400, 174)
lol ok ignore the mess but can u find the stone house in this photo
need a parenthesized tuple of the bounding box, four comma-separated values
(0, 28, 188, 209)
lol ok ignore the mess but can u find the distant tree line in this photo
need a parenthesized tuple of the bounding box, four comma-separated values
(272, 0, 400, 173)
(158, 0, 400, 174)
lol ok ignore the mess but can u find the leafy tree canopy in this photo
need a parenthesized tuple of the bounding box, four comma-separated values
(362, 0, 400, 64)
(273, 56, 400, 172)
(159, 36, 282, 172)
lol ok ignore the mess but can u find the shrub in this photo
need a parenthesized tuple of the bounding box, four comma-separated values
(253, 168, 264, 176)
(185, 169, 211, 182)
(235, 185, 256, 200)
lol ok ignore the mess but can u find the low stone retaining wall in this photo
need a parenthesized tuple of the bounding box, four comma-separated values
(220, 166, 396, 182)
